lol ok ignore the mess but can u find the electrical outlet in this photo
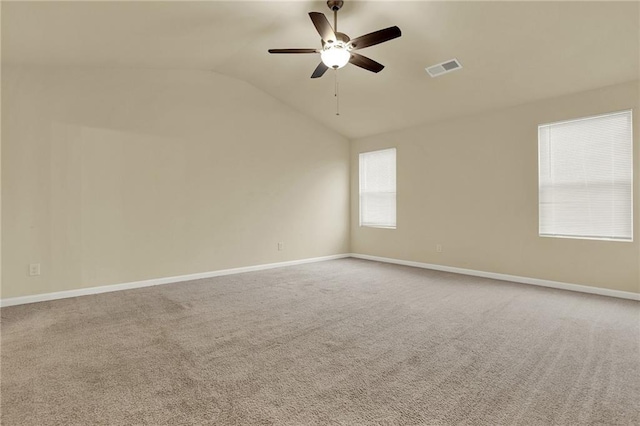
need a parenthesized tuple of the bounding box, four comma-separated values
(29, 263, 41, 276)
(277, 242, 284, 251)
(436, 244, 443, 253)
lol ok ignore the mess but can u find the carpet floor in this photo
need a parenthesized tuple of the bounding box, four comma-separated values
(1, 258, 639, 425)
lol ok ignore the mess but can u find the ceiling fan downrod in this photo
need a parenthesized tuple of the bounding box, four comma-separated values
(327, 1, 344, 31)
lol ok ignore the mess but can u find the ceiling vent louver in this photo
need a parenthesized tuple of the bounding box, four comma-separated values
(425, 59, 462, 77)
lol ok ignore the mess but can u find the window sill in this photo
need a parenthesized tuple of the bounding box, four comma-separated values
(361, 225, 396, 230)
(539, 234, 633, 243)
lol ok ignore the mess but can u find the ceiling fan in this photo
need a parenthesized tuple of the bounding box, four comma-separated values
(268, 0, 401, 78)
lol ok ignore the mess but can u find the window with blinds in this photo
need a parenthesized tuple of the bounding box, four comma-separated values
(538, 110, 633, 241)
(359, 148, 396, 228)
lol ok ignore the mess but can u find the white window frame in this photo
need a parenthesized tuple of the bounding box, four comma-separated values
(537, 109, 633, 242)
(359, 148, 397, 229)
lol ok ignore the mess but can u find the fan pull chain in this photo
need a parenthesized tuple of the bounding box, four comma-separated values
(335, 69, 340, 116)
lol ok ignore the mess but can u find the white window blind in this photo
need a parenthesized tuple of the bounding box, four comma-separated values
(538, 110, 633, 241)
(359, 148, 396, 228)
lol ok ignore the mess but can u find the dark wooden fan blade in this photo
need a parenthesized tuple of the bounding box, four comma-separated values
(349, 26, 401, 51)
(268, 49, 318, 54)
(309, 12, 336, 43)
(349, 53, 384, 73)
(311, 62, 330, 78)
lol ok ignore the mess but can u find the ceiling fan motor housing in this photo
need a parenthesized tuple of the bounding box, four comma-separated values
(322, 32, 350, 46)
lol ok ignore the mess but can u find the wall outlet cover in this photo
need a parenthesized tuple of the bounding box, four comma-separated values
(29, 263, 41, 276)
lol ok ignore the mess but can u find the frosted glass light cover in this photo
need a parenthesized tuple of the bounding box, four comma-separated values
(321, 46, 350, 69)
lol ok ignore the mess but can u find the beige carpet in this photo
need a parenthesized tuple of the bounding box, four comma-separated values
(1, 258, 639, 425)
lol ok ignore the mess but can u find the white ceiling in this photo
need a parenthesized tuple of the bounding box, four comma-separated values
(2, 1, 639, 139)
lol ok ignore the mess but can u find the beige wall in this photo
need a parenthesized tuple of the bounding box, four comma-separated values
(1, 66, 350, 299)
(351, 81, 640, 294)
(3, 65, 637, 300)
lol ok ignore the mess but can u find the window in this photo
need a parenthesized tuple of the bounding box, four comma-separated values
(538, 110, 633, 241)
(359, 148, 396, 228)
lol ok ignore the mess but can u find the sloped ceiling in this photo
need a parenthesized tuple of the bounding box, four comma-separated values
(2, 1, 638, 139)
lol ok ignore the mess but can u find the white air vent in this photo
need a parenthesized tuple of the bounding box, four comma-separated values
(425, 59, 462, 77)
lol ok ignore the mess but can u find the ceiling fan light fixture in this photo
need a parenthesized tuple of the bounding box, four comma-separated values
(321, 45, 350, 69)
(268, 3, 402, 79)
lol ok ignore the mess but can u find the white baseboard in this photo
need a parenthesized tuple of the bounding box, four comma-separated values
(350, 253, 640, 301)
(3, 253, 637, 307)
(0, 254, 351, 308)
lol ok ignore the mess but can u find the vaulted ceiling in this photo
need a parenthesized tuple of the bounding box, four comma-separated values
(2, 1, 638, 139)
